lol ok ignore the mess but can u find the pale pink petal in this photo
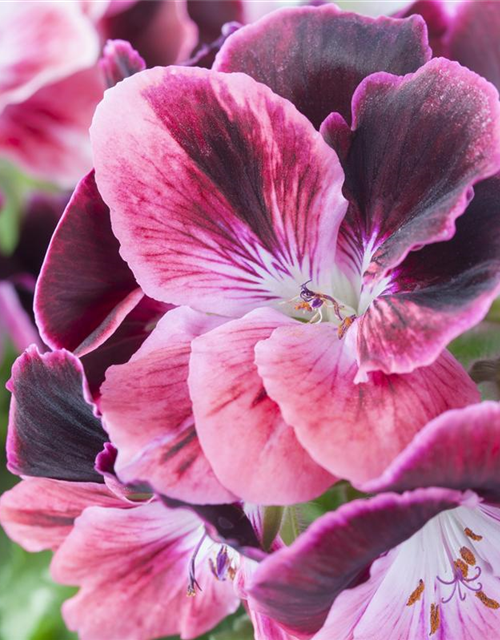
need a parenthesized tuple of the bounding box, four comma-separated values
(52, 502, 239, 640)
(363, 402, 500, 498)
(101, 306, 235, 503)
(0, 478, 125, 552)
(189, 308, 336, 504)
(255, 323, 479, 483)
(0, 67, 104, 187)
(0, 2, 98, 110)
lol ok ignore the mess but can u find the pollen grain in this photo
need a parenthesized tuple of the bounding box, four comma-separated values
(406, 579, 425, 606)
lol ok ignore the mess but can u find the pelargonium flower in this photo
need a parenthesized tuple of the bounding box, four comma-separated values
(248, 401, 500, 640)
(63, 5, 500, 503)
(0, 346, 293, 640)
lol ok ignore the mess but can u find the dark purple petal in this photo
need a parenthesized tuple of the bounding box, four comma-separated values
(103, 0, 197, 68)
(14, 191, 66, 277)
(35, 170, 142, 355)
(248, 488, 464, 637)
(188, 0, 243, 44)
(160, 497, 263, 556)
(6, 347, 106, 482)
(80, 295, 170, 398)
(363, 402, 500, 501)
(214, 5, 431, 127)
(447, 0, 500, 92)
(358, 173, 500, 375)
(339, 57, 500, 282)
(99, 39, 146, 88)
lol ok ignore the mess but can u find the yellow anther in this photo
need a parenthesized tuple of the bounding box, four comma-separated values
(406, 579, 424, 606)
(476, 591, 500, 610)
(187, 586, 197, 597)
(454, 559, 469, 578)
(338, 314, 356, 340)
(465, 527, 483, 541)
(430, 603, 440, 636)
(460, 546, 476, 566)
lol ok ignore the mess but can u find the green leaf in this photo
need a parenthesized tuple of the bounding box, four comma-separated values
(449, 321, 500, 369)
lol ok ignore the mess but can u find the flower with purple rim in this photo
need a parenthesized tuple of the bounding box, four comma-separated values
(0, 345, 293, 640)
(248, 401, 500, 639)
(34, 5, 500, 506)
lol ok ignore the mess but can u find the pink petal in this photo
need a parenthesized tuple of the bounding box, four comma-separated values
(255, 323, 479, 483)
(248, 488, 464, 637)
(0, 282, 41, 352)
(0, 478, 125, 552)
(101, 306, 234, 503)
(99, 39, 146, 88)
(189, 307, 336, 504)
(51, 502, 239, 640)
(35, 171, 141, 354)
(215, 5, 431, 127)
(0, 2, 98, 110)
(0, 66, 104, 187)
(91, 66, 347, 316)
(363, 402, 500, 497)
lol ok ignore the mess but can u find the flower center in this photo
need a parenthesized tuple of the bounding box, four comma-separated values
(405, 509, 500, 636)
(283, 280, 357, 338)
(187, 532, 238, 597)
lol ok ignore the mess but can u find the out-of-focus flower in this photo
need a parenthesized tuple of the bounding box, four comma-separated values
(0, 191, 65, 357)
(51, 6, 499, 503)
(248, 401, 500, 640)
(399, 0, 500, 91)
(0, 2, 103, 187)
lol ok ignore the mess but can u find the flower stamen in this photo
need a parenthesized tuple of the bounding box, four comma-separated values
(430, 603, 440, 635)
(406, 579, 425, 606)
(187, 531, 207, 597)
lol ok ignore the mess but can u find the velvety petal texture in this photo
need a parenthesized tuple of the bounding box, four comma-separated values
(0, 479, 126, 552)
(363, 402, 500, 499)
(35, 171, 141, 355)
(51, 502, 239, 640)
(214, 5, 431, 127)
(6, 347, 106, 482)
(91, 66, 347, 316)
(357, 173, 500, 375)
(189, 308, 336, 504)
(248, 489, 464, 637)
(338, 58, 500, 284)
(101, 307, 235, 503)
(255, 323, 479, 483)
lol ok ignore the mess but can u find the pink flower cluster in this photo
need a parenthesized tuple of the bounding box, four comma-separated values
(2, 1, 500, 639)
